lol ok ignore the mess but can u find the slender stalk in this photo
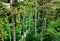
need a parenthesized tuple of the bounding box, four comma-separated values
(8, 26, 11, 41)
(35, 10, 37, 36)
(35, 1, 37, 36)
(40, 16, 47, 41)
(23, 14, 25, 41)
(0, 23, 4, 41)
(26, 14, 27, 31)
(41, 19, 44, 41)
(5, 16, 11, 41)
(10, 0, 16, 41)
(38, 11, 40, 20)
(44, 18, 47, 32)
(16, 14, 20, 23)
(41, 0, 44, 41)
(18, 14, 20, 23)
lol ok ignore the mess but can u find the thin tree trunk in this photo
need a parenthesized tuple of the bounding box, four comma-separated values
(26, 14, 27, 31)
(11, 11, 16, 41)
(16, 14, 20, 23)
(5, 13, 11, 41)
(0, 23, 4, 41)
(8, 26, 11, 41)
(10, 0, 16, 41)
(38, 11, 40, 20)
(41, 18, 47, 41)
(41, 20, 44, 41)
(41, 0, 44, 41)
(35, 1, 37, 36)
(18, 14, 20, 23)
(23, 15, 25, 41)
(44, 18, 47, 32)
(35, 12, 37, 36)
(35, 8, 37, 36)
(6, 17, 11, 41)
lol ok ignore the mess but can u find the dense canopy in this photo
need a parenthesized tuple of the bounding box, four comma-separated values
(0, 0, 60, 41)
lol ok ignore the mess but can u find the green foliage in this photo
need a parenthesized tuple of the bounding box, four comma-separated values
(25, 32, 40, 41)
(0, 2, 3, 8)
(1, 0, 60, 41)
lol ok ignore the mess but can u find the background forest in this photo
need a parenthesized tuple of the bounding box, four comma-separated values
(0, 0, 60, 41)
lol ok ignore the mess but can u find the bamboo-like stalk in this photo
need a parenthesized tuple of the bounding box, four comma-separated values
(41, 0, 44, 41)
(40, 11, 44, 41)
(23, 14, 25, 34)
(5, 16, 11, 41)
(16, 14, 20, 23)
(23, 14, 25, 41)
(18, 14, 20, 23)
(41, 18, 47, 41)
(26, 14, 27, 31)
(44, 18, 47, 32)
(38, 11, 40, 20)
(0, 22, 4, 41)
(10, 0, 16, 41)
(8, 25, 11, 41)
(35, 1, 37, 36)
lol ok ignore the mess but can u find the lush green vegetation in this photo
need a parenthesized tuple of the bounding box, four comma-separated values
(0, 0, 60, 41)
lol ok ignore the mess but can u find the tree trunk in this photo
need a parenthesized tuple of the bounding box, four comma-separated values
(35, 1, 37, 36)
(35, 8, 37, 36)
(10, 0, 16, 41)
(41, 0, 45, 41)
(5, 14, 11, 41)
(44, 18, 47, 32)
(8, 26, 11, 41)
(41, 20, 44, 41)
(7, 17, 11, 41)
(26, 14, 27, 31)
(11, 11, 16, 41)
(0, 23, 4, 41)
(23, 15, 25, 41)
